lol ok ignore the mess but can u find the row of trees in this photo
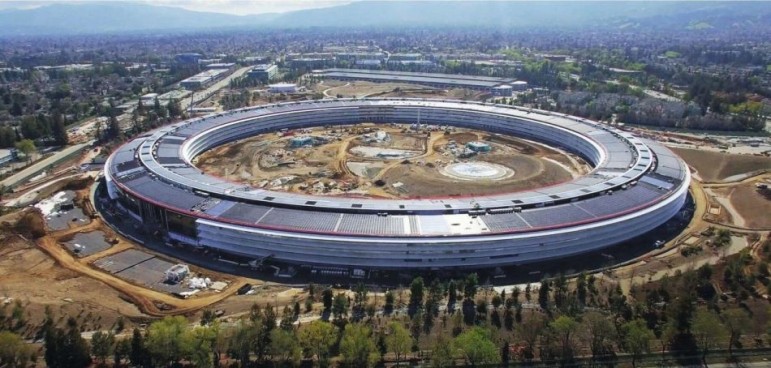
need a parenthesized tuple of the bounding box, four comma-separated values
(96, 96, 183, 145)
(0, 111, 68, 148)
(2, 259, 767, 368)
(40, 309, 502, 368)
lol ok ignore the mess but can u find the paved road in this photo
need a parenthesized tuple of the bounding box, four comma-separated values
(3, 173, 90, 207)
(0, 142, 92, 190)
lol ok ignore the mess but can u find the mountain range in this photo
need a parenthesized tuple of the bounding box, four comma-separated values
(0, 1, 768, 36)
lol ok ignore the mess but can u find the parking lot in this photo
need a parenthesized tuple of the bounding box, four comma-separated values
(93, 249, 188, 294)
(64, 231, 112, 257)
(36, 190, 89, 231)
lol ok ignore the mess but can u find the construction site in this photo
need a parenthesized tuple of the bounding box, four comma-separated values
(0, 88, 768, 335)
(195, 123, 588, 198)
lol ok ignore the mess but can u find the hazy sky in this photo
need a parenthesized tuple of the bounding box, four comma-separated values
(0, 0, 354, 15)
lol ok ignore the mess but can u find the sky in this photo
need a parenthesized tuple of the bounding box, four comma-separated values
(0, 0, 354, 15)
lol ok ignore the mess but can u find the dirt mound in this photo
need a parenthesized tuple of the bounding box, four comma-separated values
(9, 209, 46, 239)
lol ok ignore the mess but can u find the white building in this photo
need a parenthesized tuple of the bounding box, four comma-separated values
(268, 83, 297, 94)
(492, 85, 513, 97)
(512, 81, 529, 91)
(140, 93, 159, 104)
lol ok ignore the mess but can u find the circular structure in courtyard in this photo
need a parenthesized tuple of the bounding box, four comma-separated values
(104, 98, 690, 270)
(441, 162, 514, 181)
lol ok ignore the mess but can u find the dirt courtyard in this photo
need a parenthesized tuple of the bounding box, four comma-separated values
(195, 123, 588, 199)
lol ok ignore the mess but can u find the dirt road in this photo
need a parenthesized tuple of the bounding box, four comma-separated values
(37, 218, 249, 317)
(372, 132, 443, 182)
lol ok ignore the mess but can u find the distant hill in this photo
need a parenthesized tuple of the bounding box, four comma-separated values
(0, 2, 275, 36)
(0, 1, 768, 36)
(269, 1, 771, 30)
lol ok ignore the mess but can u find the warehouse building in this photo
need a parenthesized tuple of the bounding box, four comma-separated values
(314, 68, 518, 92)
(179, 69, 230, 90)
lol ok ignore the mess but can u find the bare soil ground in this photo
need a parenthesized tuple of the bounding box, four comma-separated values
(322, 81, 438, 99)
(311, 80, 488, 101)
(196, 124, 583, 199)
(727, 178, 771, 229)
(0, 232, 147, 332)
(377, 157, 570, 198)
(670, 148, 771, 182)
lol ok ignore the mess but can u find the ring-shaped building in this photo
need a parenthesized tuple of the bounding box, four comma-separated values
(105, 98, 690, 270)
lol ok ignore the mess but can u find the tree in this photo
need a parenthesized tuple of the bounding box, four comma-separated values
(293, 301, 302, 319)
(692, 309, 725, 367)
(576, 272, 588, 307)
(525, 283, 532, 302)
(131, 109, 143, 134)
(504, 307, 514, 330)
(167, 98, 182, 118)
(280, 304, 295, 330)
(228, 320, 257, 368)
(51, 115, 68, 145)
(339, 323, 379, 368)
(517, 312, 545, 362)
(538, 279, 551, 310)
(108, 110, 121, 140)
(353, 283, 368, 318)
(45, 317, 91, 368)
(386, 322, 411, 366)
(447, 279, 458, 311)
(130, 328, 150, 368)
(0, 331, 33, 368)
(621, 319, 654, 368)
(298, 320, 338, 366)
(582, 311, 616, 364)
(722, 309, 750, 359)
(553, 274, 568, 311)
(550, 315, 579, 366)
(43, 323, 60, 368)
(91, 330, 116, 365)
(0, 126, 16, 148)
(453, 326, 500, 367)
(114, 338, 131, 367)
(64, 317, 92, 368)
(409, 276, 425, 309)
(188, 323, 220, 368)
(322, 288, 334, 312)
(201, 309, 216, 326)
(409, 309, 423, 341)
(384, 291, 395, 315)
(9, 101, 22, 116)
(464, 273, 479, 300)
(333, 293, 349, 320)
(14, 139, 35, 162)
(510, 286, 521, 307)
(430, 335, 455, 368)
(252, 304, 277, 362)
(491, 294, 502, 310)
(145, 316, 193, 366)
(270, 328, 301, 364)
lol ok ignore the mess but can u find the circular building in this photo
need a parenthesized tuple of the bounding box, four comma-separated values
(104, 98, 690, 270)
